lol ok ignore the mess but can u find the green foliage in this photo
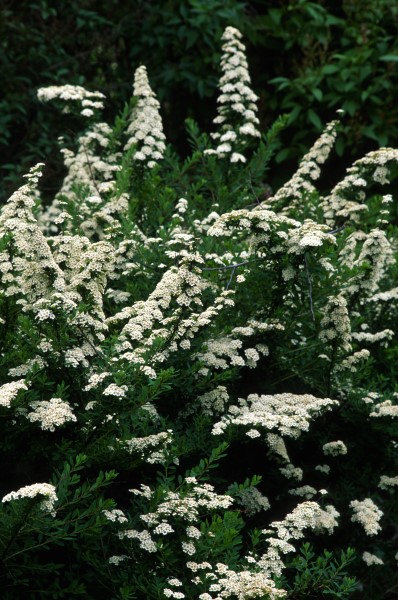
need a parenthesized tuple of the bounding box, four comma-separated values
(283, 543, 358, 599)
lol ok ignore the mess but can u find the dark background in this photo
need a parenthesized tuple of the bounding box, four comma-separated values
(2, 0, 398, 201)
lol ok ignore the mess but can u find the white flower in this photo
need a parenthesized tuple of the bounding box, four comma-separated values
(362, 551, 383, 566)
(125, 66, 166, 168)
(322, 441, 347, 456)
(2, 483, 58, 515)
(350, 498, 383, 536)
(205, 26, 260, 163)
(0, 380, 28, 408)
(27, 398, 76, 431)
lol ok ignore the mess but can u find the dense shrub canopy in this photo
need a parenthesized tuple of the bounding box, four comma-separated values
(0, 11, 398, 600)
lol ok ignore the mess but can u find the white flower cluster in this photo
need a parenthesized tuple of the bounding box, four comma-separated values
(108, 555, 129, 565)
(119, 528, 157, 553)
(235, 487, 270, 516)
(111, 258, 237, 377)
(322, 440, 348, 456)
(378, 474, 398, 490)
(0, 380, 28, 408)
(137, 479, 233, 529)
(370, 399, 398, 418)
(279, 463, 303, 481)
(40, 123, 121, 238)
(120, 430, 173, 464)
(362, 551, 384, 566)
(164, 588, 185, 599)
(353, 229, 394, 296)
(271, 118, 340, 210)
(37, 84, 105, 118)
(208, 207, 299, 246)
(287, 219, 336, 254)
(204, 26, 260, 163)
(288, 485, 317, 500)
(118, 480, 234, 564)
(2, 483, 58, 515)
(315, 464, 330, 475)
(352, 328, 393, 345)
(258, 501, 338, 579)
(194, 335, 266, 371)
(212, 393, 338, 439)
(323, 147, 398, 225)
(27, 397, 77, 431)
(201, 563, 286, 600)
(125, 65, 166, 168)
(103, 509, 128, 523)
(319, 294, 352, 353)
(314, 504, 340, 534)
(103, 383, 128, 398)
(350, 498, 383, 535)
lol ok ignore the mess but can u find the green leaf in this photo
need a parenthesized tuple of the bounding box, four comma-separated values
(307, 108, 323, 129)
(380, 54, 398, 61)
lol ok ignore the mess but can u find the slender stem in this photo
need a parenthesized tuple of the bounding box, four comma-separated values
(226, 266, 236, 290)
(201, 259, 252, 272)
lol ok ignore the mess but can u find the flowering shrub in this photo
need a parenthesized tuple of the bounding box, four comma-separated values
(0, 26, 397, 600)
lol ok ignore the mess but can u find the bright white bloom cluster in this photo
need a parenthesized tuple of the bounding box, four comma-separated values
(40, 124, 121, 237)
(204, 26, 260, 163)
(2, 483, 58, 515)
(103, 384, 128, 398)
(258, 501, 338, 578)
(342, 229, 394, 297)
(110, 258, 236, 377)
(352, 328, 393, 345)
(287, 219, 337, 254)
(138, 479, 233, 528)
(194, 334, 267, 371)
(27, 397, 76, 431)
(208, 207, 300, 248)
(202, 563, 286, 599)
(0, 380, 28, 408)
(319, 295, 352, 353)
(323, 147, 398, 224)
(103, 509, 128, 523)
(322, 441, 348, 456)
(120, 430, 173, 464)
(350, 498, 383, 536)
(119, 528, 157, 553)
(212, 393, 338, 439)
(362, 551, 384, 566)
(125, 65, 166, 168)
(314, 505, 340, 534)
(37, 84, 105, 117)
(163, 589, 185, 599)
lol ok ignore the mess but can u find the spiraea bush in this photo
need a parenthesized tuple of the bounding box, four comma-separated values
(0, 26, 397, 600)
